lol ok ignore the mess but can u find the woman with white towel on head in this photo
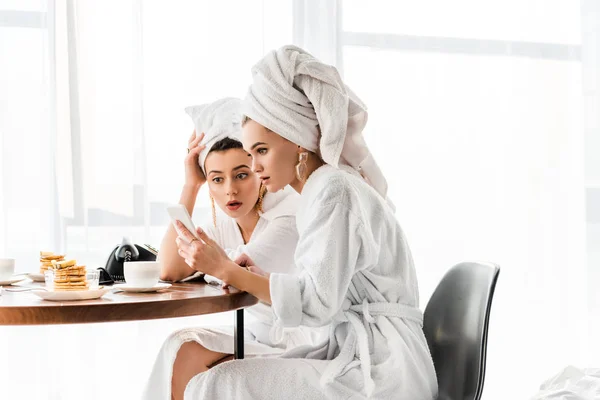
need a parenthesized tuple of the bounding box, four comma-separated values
(145, 97, 325, 400)
(167, 47, 438, 399)
(158, 97, 299, 285)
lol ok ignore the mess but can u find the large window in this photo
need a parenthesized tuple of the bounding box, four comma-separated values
(44, 0, 292, 267)
(334, 1, 589, 398)
(0, 0, 55, 265)
(1, 2, 295, 399)
(1, 1, 599, 399)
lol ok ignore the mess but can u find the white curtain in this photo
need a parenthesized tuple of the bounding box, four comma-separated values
(54, 0, 293, 266)
(1, 0, 599, 399)
(0, 1, 293, 399)
(583, 0, 600, 377)
(0, 0, 57, 266)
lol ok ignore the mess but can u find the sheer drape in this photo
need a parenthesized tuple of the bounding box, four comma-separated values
(1, 1, 599, 399)
(1, 1, 293, 398)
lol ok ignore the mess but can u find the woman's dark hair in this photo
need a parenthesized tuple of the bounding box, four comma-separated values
(208, 137, 243, 154)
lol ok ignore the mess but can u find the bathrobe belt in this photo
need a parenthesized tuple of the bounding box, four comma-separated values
(321, 299, 423, 397)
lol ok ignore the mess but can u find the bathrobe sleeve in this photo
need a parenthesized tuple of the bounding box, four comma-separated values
(223, 216, 299, 274)
(269, 202, 367, 328)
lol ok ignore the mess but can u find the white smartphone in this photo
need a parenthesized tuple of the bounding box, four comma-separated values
(166, 204, 200, 239)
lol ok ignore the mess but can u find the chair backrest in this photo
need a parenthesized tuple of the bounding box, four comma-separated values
(423, 262, 500, 400)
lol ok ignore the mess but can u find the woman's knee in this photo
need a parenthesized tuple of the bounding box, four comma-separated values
(175, 341, 227, 370)
(172, 343, 210, 397)
(175, 341, 207, 366)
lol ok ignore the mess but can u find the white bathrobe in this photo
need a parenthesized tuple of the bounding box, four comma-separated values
(180, 165, 438, 400)
(143, 187, 327, 400)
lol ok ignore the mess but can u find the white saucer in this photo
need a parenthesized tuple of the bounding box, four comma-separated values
(32, 287, 110, 301)
(113, 282, 172, 293)
(27, 272, 45, 282)
(0, 276, 27, 286)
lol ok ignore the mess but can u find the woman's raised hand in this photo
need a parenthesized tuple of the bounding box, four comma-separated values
(174, 221, 230, 278)
(185, 131, 207, 188)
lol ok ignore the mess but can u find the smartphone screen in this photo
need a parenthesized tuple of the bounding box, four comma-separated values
(166, 204, 200, 239)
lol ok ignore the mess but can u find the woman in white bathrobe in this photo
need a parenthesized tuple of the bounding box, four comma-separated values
(158, 98, 300, 285)
(167, 48, 438, 400)
(147, 97, 324, 400)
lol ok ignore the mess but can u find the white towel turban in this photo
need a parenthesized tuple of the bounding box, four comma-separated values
(241, 45, 388, 198)
(185, 97, 243, 175)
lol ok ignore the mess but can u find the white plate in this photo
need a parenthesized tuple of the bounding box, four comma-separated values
(113, 282, 172, 293)
(27, 272, 45, 282)
(0, 276, 27, 286)
(32, 287, 110, 301)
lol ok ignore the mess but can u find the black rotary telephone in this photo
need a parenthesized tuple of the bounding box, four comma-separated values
(98, 237, 158, 285)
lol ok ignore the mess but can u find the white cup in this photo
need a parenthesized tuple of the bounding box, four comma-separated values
(0, 258, 15, 280)
(124, 261, 160, 287)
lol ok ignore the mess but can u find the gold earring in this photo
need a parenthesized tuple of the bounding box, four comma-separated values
(210, 194, 217, 228)
(255, 184, 267, 213)
(296, 152, 308, 182)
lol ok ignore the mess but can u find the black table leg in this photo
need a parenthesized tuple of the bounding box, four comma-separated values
(234, 309, 244, 359)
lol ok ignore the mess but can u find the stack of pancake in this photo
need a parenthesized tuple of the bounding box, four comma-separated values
(39, 252, 64, 274)
(40, 252, 89, 291)
(52, 259, 88, 291)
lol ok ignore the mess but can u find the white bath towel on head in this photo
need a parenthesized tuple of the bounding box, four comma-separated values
(242, 45, 388, 199)
(185, 97, 242, 175)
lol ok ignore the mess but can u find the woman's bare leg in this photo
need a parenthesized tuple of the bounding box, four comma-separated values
(171, 341, 231, 400)
(208, 354, 234, 368)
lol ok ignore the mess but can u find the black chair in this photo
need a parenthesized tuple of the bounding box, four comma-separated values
(423, 262, 500, 400)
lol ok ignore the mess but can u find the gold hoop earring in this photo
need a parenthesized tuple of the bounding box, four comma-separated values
(210, 194, 217, 228)
(296, 152, 309, 182)
(255, 184, 267, 213)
